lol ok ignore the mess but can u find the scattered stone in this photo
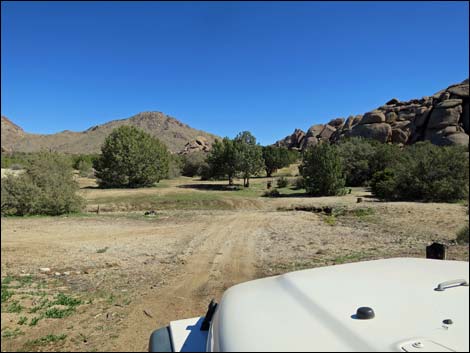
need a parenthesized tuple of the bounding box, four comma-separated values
(143, 309, 153, 318)
(357, 198, 363, 203)
(39, 267, 51, 273)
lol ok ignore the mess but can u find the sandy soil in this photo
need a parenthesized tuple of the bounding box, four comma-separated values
(1, 177, 468, 352)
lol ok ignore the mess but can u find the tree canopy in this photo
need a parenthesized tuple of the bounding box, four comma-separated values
(93, 126, 170, 188)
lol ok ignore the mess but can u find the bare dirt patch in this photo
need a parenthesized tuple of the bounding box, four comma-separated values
(1, 177, 468, 352)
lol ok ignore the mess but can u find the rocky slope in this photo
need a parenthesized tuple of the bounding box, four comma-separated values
(1, 112, 219, 154)
(275, 79, 469, 149)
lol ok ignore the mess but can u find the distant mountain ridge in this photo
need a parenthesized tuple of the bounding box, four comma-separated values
(1, 111, 219, 154)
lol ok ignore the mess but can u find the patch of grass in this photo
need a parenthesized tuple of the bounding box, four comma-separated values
(1, 327, 24, 339)
(5, 300, 23, 313)
(323, 215, 336, 226)
(456, 224, 469, 244)
(263, 189, 280, 197)
(351, 207, 375, 217)
(332, 252, 371, 265)
(29, 298, 52, 313)
(24, 334, 67, 349)
(53, 293, 82, 307)
(106, 294, 116, 305)
(29, 316, 42, 326)
(44, 307, 75, 319)
(1, 287, 13, 303)
(123, 297, 132, 306)
(90, 191, 235, 211)
(17, 316, 28, 325)
(96, 246, 109, 254)
(2, 276, 14, 286)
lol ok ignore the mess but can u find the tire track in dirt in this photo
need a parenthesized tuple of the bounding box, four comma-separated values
(109, 211, 266, 352)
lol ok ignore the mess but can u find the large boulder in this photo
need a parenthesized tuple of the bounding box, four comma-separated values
(386, 98, 400, 105)
(359, 111, 386, 125)
(318, 124, 336, 140)
(342, 116, 355, 131)
(429, 130, 469, 146)
(385, 112, 398, 123)
(306, 124, 324, 138)
(391, 129, 409, 144)
(349, 123, 392, 143)
(326, 118, 344, 129)
(447, 84, 469, 98)
(300, 136, 319, 149)
(427, 102, 462, 130)
(414, 107, 432, 128)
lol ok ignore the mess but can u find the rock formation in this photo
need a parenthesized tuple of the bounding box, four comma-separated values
(275, 79, 469, 149)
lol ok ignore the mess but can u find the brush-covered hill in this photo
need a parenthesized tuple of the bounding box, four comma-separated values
(1, 111, 219, 154)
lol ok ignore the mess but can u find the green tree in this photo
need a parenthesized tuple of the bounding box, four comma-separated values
(93, 126, 170, 188)
(1, 152, 84, 216)
(262, 146, 292, 177)
(181, 151, 208, 177)
(337, 137, 401, 186)
(371, 142, 469, 202)
(206, 138, 240, 185)
(234, 131, 264, 187)
(300, 143, 345, 196)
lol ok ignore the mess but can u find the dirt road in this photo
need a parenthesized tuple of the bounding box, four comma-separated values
(111, 211, 264, 351)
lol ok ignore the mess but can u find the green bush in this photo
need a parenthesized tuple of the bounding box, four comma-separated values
(293, 177, 305, 190)
(181, 151, 208, 177)
(263, 188, 280, 197)
(371, 142, 469, 202)
(300, 143, 346, 196)
(93, 126, 170, 188)
(1, 152, 84, 216)
(337, 137, 401, 187)
(262, 146, 293, 177)
(71, 154, 98, 177)
(276, 176, 289, 188)
(167, 154, 183, 179)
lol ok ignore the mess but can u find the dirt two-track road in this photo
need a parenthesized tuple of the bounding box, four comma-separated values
(1, 176, 468, 352)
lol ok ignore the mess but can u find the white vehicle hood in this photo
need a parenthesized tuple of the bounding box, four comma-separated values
(207, 258, 469, 352)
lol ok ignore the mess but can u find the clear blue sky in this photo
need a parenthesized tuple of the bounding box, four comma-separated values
(2, 1, 469, 145)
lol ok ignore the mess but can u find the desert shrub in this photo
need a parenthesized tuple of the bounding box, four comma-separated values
(181, 151, 208, 177)
(371, 142, 469, 202)
(293, 177, 305, 190)
(263, 188, 280, 197)
(93, 126, 170, 188)
(337, 137, 401, 186)
(1, 152, 84, 216)
(276, 176, 289, 188)
(300, 143, 346, 196)
(167, 154, 183, 179)
(71, 154, 97, 177)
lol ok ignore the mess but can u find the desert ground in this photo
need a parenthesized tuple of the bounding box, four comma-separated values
(1, 170, 468, 352)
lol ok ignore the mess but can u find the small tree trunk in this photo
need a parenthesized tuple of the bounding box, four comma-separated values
(229, 176, 234, 186)
(244, 177, 250, 188)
